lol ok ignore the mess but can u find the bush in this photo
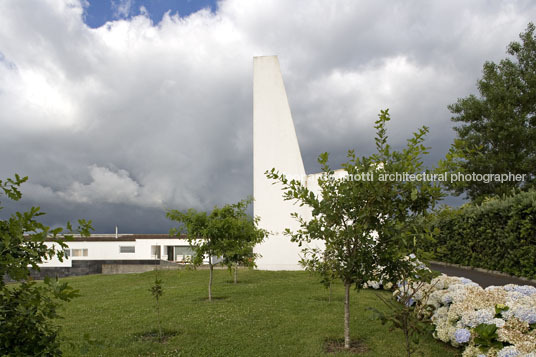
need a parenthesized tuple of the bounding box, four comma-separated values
(411, 275, 536, 355)
(422, 190, 536, 278)
(0, 175, 92, 355)
(0, 278, 79, 355)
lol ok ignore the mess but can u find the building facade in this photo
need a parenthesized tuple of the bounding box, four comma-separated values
(35, 234, 202, 278)
(253, 56, 328, 270)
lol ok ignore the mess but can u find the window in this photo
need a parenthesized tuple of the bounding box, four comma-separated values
(174, 246, 195, 262)
(63, 249, 70, 258)
(151, 245, 161, 259)
(120, 246, 135, 253)
(71, 248, 88, 257)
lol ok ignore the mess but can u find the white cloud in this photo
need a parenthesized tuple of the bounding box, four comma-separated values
(58, 165, 163, 208)
(111, 0, 133, 19)
(0, 0, 535, 231)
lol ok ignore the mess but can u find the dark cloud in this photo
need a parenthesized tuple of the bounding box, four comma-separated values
(0, 0, 534, 232)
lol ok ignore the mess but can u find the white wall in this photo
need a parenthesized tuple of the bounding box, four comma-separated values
(38, 242, 72, 267)
(253, 56, 327, 270)
(38, 238, 193, 267)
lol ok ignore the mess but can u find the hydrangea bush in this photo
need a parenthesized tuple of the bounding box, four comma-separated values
(411, 275, 536, 356)
(363, 256, 536, 355)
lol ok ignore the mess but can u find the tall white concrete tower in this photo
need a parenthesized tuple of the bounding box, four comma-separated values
(253, 56, 309, 270)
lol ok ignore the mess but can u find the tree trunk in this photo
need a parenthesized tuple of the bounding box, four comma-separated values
(344, 283, 351, 349)
(404, 316, 411, 357)
(405, 329, 411, 357)
(208, 255, 213, 302)
(157, 297, 162, 342)
(234, 264, 238, 284)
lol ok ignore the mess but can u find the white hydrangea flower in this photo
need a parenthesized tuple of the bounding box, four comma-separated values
(491, 318, 506, 328)
(460, 308, 495, 328)
(497, 346, 520, 357)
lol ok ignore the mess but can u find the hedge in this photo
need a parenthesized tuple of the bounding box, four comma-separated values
(422, 190, 536, 279)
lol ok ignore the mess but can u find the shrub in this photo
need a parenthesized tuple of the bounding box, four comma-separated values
(422, 190, 536, 279)
(0, 175, 92, 355)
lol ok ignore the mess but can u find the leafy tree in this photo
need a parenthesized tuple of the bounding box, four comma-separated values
(266, 110, 443, 349)
(219, 198, 266, 284)
(0, 174, 93, 356)
(445, 23, 536, 202)
(167, 197, 266, 300)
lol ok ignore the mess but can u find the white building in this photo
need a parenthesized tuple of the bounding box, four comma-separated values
(253, 56, 329, 270)
(36, 234, 206, 277)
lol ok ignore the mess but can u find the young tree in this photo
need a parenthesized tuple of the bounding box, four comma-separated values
(219, 198, 267, 284)
(0, 174, 93, 356)
(445, 23, 536, 202)
(266, 110, 443, 349)
(167, 197, 266, 300)
(149, 272, 164, 342)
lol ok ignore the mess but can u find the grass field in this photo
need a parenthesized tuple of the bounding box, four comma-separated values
(57, 269, 459, 356)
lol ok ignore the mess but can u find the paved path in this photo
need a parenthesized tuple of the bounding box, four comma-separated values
(430, 262, 536, 288)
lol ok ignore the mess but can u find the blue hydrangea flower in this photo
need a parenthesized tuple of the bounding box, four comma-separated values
(497, 346, 519, 357)
(441, 294, 453, 304)
(405, 298, 415, 307)
(513, 285, 536, 296)
(513, 307, 536, 324)
(454, 328, 471, 344)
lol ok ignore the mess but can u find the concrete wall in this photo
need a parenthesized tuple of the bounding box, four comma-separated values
(253, 56, 327, 270)
(23, 260, 161, 280)
(102, 262, 182, 275)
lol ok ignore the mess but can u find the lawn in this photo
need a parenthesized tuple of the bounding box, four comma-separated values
(57, 269, 459, 356)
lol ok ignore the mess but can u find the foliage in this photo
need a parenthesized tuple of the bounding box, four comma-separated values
(218, 197, 267, 283)
(167, 197, 266, 300)
(0, 174, 93, 356)
(444, 23, 536, 202)
(0, 278, 80, 356)
(266, 109, 443, 348)
(473, 323, 503, 352)
(421, 189, 536, 279)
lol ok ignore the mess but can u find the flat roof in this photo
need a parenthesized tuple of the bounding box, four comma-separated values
(45, 234, 188, 242)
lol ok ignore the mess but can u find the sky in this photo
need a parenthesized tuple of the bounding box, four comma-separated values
(0, 0, 535, 233)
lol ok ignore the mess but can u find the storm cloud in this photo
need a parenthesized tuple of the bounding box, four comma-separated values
(0, 0, 534, 232)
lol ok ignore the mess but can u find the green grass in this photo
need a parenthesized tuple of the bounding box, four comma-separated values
(57, 269, 459, 356)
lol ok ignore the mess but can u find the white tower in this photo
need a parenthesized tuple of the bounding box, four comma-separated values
(253, 56, 310, 270)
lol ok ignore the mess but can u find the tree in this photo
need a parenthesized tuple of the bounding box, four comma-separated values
(445, 23, 536, 202)
(266, 109, 443, 349)
(149, 272, 164, 342)
(0, 174, 93, 356)
(219, 198, 266, 284)
(167, 197, 266, 300)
